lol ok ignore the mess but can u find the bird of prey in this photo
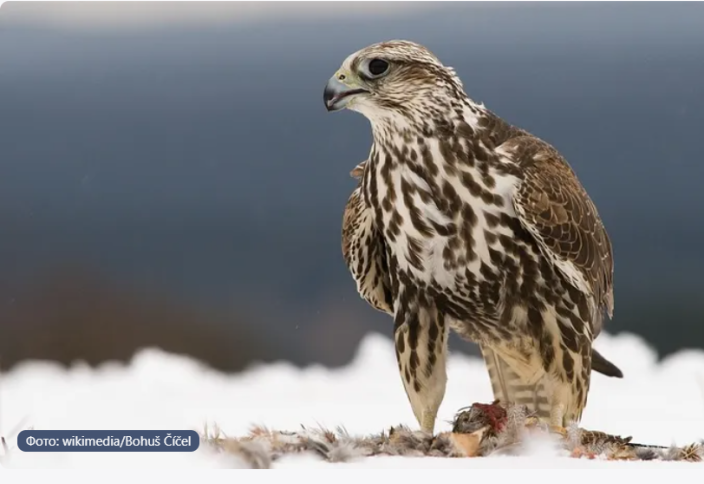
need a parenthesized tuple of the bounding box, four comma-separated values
(327, 40, 622, 435)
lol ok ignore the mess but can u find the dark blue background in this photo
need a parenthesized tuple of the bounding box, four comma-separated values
(1, 2, 703, 371)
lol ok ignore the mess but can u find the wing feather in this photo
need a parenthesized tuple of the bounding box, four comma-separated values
(506, 137, 614, 331)
(342, 161, 394, 315)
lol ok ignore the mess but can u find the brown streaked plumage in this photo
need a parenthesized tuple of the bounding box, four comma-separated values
(342, 160, 393, 315)
(327, 40, 621, 434)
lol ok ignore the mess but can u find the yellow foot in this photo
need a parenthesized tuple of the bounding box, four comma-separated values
(549, 425, 568, 438)
(421, 410, 436, 435)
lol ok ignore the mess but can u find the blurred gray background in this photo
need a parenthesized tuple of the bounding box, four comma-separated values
(1, 1, 703, 372)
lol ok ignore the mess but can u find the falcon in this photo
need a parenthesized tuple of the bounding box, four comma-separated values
(326, 40, 623, 434)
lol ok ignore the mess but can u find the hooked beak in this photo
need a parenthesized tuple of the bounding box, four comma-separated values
(324, 74, 368, 112)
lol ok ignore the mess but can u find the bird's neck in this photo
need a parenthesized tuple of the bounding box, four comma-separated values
(365, 101, 518, 197)
(368, 98, 492, 163)
(370, 95, 487, 141)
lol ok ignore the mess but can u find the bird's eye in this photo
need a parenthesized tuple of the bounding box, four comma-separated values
(365, 58, 389, 78)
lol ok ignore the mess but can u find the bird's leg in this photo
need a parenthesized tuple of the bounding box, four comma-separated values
(544, 341, 592, 434)
(393, 302, 449, 435)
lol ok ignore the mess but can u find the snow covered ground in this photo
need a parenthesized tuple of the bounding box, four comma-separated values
(1, 330, 703, 469)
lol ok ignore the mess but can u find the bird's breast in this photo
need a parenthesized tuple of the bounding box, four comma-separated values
(367, 138, 522, 293)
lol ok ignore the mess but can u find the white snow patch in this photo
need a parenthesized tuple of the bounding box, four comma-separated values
(1, 331, 703, 468)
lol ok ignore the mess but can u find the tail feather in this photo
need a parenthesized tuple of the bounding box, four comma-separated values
(592, 349, 623, 378)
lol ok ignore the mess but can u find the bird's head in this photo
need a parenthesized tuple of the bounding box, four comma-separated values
(323, 40, 466, 125)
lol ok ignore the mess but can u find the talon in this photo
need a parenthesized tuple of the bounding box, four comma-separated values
(549, 425, 568, 437)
